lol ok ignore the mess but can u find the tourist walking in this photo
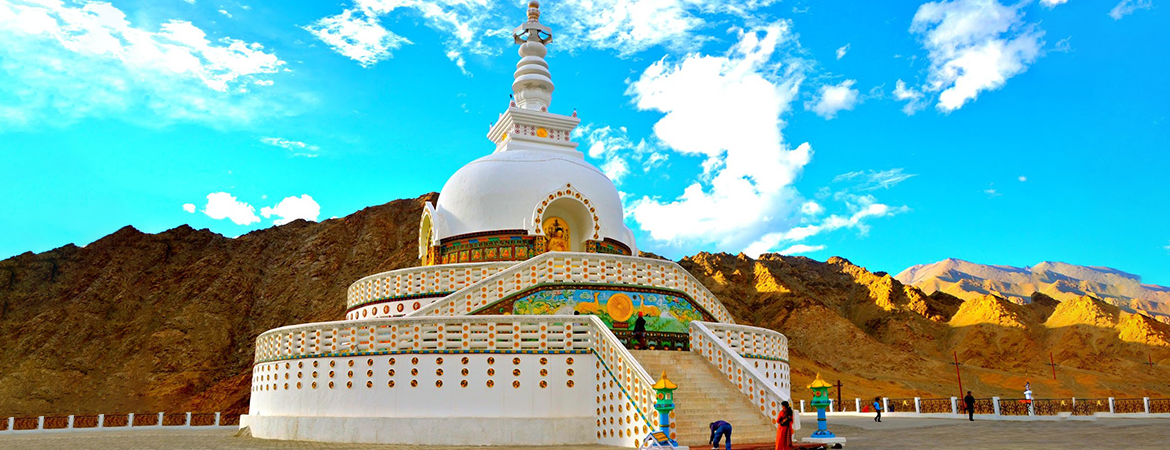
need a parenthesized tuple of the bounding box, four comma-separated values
(1024, 381, 1034, 414)
(964, 391, 976, 421)
(633, 311, 648, 349)
(775, 401, 794, 450)
(709, 420, 732, 450)
(873, 397, 882, 422)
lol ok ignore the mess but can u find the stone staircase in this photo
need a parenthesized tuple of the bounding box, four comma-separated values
(631, 350, 777, 447)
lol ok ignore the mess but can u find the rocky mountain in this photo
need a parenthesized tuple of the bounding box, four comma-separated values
(896, 258, 1170, 322)
(1, 195, 1168, 417)
(682, 254, 1170, 403)
(0, 194, 431, 416)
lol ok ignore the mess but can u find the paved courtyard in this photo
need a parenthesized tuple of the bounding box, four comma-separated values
(2, 415, 1168, 449)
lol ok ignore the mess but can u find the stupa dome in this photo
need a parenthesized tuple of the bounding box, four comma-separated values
(432, 147, 637, 254)
(415, 2, 637, 263)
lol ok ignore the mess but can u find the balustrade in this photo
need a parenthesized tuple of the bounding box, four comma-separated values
(407, 253, 735, 325)
(919, 398, 953, 414)
(1113, 398, 1146, 414)
(72, 415, 100, 428)
(689, 322, 792, 427)
(346, 262, 514, 311)
(997, 399, 1031, 416)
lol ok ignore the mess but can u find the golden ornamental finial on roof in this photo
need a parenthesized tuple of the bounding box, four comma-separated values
(652, 371, 678, 390)
(807, 373, 832, 389)
(528, 1, 540, 22)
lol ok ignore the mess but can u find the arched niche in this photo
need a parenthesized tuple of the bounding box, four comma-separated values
(418, 203, 436, 261)
(539, 197, 594, 253)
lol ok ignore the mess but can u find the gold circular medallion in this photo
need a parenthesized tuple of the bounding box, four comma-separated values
(606, 293, 635, 322)
(536, 128, 548, 138)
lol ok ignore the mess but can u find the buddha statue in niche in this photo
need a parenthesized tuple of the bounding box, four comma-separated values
(543, 217, 571, 252)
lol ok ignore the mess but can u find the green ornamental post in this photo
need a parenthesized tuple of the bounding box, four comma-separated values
(808, 373, 837, 439)
(652, 371, 679, 446)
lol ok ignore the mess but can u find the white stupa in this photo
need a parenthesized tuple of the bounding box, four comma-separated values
(244, 3, 794, 446)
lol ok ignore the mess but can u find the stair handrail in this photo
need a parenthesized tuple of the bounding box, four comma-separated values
(346, 261, 515, 310)
(406, 252, 736, 324)
(695, 322, 788, 364)
(689, 321, 799, 430)
(584, 315, 659, 437)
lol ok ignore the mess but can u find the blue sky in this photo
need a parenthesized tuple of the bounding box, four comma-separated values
(1, 0, 1167, 284)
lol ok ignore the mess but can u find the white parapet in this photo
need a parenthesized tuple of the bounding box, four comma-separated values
(249, 315, 663, 447)
(688, 321, 795, 430)
(408, 253, 737, 325)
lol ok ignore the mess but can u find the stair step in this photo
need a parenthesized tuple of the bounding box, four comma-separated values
(629, 350, 777, 444)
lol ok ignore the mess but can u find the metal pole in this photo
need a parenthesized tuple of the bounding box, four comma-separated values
(835, 380, 842, 411)
(952, 351, 964, 398)
(1050, 353, 1057, 379)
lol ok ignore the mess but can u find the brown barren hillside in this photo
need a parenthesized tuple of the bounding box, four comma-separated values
(1, 194, 1169, 416)
(0, 194, 433, 416)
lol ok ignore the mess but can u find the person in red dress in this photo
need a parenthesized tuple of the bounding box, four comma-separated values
(775, 400, 794, 450)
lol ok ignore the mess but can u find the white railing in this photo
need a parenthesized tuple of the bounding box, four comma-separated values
(0, 412, 236, 432)
(346, 262, 514, 310)
(700, 322, 789, 392)
(255, 315, 597, 363)
(700, 322, 788, 362)
(689, 321, 798, 430)
(407, 252, 736, 324)
(586, 316, 659, 446)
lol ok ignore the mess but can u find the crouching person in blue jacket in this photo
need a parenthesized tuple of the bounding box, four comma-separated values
(709, 420, 732, 450)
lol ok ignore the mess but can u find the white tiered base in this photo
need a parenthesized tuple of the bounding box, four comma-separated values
(242, 415, 593, 445)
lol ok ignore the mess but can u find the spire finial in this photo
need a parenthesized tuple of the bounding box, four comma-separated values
(511, 0, 554, 110)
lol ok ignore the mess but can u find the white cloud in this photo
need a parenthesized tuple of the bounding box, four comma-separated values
(893, 79, 927, 114)
(218, 9, 231, 18)
(836, 43, 849, 59)
(780, 244, 825, 254)
(1018, 175, 1027, 182)
(903, 0, 1044, 112)
(1164, 241, 1170, 252)
(1109, 0, 1153, 19)
(601, 157, 630, 182)
(0, 0, 290, 128)
(182, 203, 196, 213)
(808, 79, 859, 119)
(260, 136, 319, 156)
(984, 188, 1001, 197)
(555, 0, 785, 54)
(203, 192, 260, 225)
(800, 201, 824, 216)
(306, 0, 497, 70)
(625, 21, 811, 253)
(833, 168, 917, 191)
(577, 124, 659, 184)
(1040, 0, 1068, 7)
(260, 194, 321, 225)
(308, 0, 782, 69)
(553, 0, 709, 55)
(744, 194, 909, 256)
(303, 7, 410, 68)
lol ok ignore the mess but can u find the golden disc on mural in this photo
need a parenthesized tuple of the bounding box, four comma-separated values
(606, 293, 634, 322)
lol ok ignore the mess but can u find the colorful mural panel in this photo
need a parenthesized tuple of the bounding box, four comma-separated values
(507, 287, 709, 333)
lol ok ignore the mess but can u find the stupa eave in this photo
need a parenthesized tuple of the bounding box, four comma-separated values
(487, 106, 581, 145)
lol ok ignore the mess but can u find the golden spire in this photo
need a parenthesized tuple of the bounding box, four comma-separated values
(652, 371, 678, 390)
(527, 1, 540, 22)
(807, 373, 832, 389)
